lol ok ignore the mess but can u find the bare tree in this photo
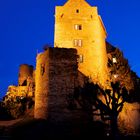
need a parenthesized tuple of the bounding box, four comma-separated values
(72, 81, 129, 138)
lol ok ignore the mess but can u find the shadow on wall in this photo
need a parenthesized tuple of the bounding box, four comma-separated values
(71, 78, 140, 137)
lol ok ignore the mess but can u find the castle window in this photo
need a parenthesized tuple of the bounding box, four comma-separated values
(22, 80, 27, 86)
(76, 9, 79, 13)
(60, 14, 64, 18)
(78, 55, 83, 63)
(74, 39, 82, 47)
(74, 24, 82, 30)
(112, 57, 117, 63)
(113, 74, 118, 79)
(41, 64, 45, 76)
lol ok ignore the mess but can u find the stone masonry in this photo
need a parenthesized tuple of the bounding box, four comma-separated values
(34, 48, 90, 122)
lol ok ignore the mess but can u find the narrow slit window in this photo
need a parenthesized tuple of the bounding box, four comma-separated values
(74, 39, 78, 46)
(60, 14, 64, 18)
(78, 55, 83, 63)
(41, 64, 45, 76)
(78, 40, 82, 46)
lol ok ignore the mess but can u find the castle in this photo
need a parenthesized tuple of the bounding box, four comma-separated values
(54, 0, 108, 87)
(3, 0, 140, 135)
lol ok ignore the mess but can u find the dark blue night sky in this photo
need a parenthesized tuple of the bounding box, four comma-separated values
(0, 0, 140, 97)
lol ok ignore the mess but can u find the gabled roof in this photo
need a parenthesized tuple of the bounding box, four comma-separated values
(64, 0, 91, 7)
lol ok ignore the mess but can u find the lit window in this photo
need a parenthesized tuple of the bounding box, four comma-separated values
(113, 74, 118, 79)
(74, 39, 82, 47)
(74, 24, 82, 30)
(112, 57, 117, 63)
(78, 55, 83, 63)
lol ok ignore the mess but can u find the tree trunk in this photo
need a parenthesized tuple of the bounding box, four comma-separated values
(110, 115, 119, 139)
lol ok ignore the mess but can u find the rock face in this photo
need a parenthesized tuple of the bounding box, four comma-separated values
(118, 102, 140, 135)
(35, 48, 89, 122)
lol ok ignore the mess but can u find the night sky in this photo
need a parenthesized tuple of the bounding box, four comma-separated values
(0, 0, 140, 98)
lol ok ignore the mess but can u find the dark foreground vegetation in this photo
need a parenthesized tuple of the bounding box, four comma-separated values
(0, 118, 139, 140)
(0, 81, 139, 140)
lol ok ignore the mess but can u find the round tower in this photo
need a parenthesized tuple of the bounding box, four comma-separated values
(18, 64, 34, 86)
(34, 50, 49, 119)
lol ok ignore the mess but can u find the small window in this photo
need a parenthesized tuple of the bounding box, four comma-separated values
(22, 80, 27, 86)
(76, 9, 79, 13)
(74, 39, 82, 47)
(74, 24, 82, 30)
(113, 74, 118, 79)
(41, 64, 45, 76)
(112, 57, 117, 63)
(60, 14, 64, 18)
(78, 55, 83, 63)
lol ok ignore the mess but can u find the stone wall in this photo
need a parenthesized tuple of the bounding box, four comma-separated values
(48, 48, 78, 122)
(118, 102, 140, 135)
(34, 50, 49, 119)
(54, 0, 108, 87)
(18, 64, 34, 86)
(35, 48, 76, 119)
(34, 48, 92, 124)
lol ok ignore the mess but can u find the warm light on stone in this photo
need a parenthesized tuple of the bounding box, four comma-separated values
(54, 0, 108, 87)
(118, 102, 140, 135)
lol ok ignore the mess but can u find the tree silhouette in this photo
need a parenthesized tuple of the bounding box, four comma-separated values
(72, 81, 129, 138)
(95, 82, 128, 137)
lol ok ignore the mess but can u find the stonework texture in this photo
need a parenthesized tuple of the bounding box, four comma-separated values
(54, 0, 108, 87)
(18, 64, 34, 86)
(118, 102, 140, 135)
(3, 0, 140, 136)
(34, 48, 90, 122)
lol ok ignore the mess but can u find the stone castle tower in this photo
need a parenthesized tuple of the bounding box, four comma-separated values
(34, 48, 79, 120)
(18, 64, 34, 87)
(54, 0, 108, 86)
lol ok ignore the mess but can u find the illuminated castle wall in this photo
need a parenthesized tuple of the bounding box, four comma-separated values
(5, 64, 35, 98)
(34, 48, 90, 123)
(54, 0, 108, 87)
(3, 0, 140, 135)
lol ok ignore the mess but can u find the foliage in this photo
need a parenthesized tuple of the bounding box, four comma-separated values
(68, 81, 129, 137)
(108, 48, 133, 91)
(1, 96, 34, 119)
(0, 101, 12, 120)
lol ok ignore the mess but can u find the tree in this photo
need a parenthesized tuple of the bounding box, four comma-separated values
(72, 81, 129, 138)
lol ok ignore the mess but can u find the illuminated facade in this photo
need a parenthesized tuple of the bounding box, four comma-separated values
(54, 0, 108, 87)
(3, 0, 140, 135)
